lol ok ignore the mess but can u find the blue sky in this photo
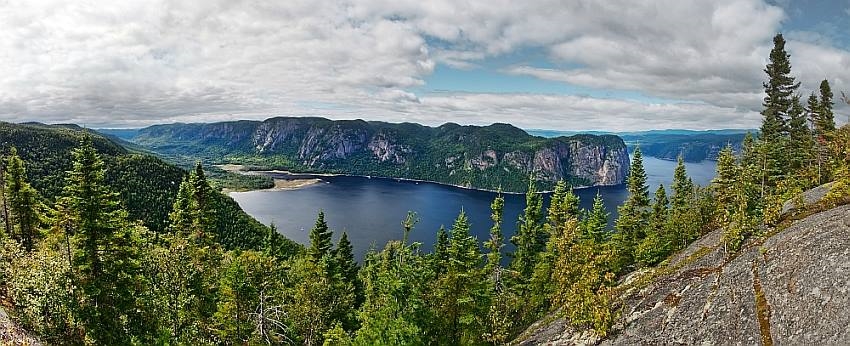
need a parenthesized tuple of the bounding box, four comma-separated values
(0, 0, 848, 131)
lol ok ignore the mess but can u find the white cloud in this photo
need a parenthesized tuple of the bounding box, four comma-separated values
(0, 0, 847, 130)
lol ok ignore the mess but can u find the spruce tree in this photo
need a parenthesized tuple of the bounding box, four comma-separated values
(188, 163, 214, 241)
(438, 210, 486, 344)
(760, 33, 799, 140)
(582, 191, 609, 243)
(818, 79, 836, 133)
(612, 147, 650, 271)
(509, 177, 545, 280)
(651, 184, 669, 229)
(307, 211, 333, 263)
(433, 225, 449, 276)
(712, 144, 738, 224)
(5, 147, 40, 251)
(788, 95, 813, 176)
(61, 136, 142, 344)
(670, 156, 694, 209)
(168, 175, 194, 236)
(484, 193, 505, 283)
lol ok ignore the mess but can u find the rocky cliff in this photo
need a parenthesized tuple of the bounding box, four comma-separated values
(517, 183, 850, 345)
(132, 117, 630, 192)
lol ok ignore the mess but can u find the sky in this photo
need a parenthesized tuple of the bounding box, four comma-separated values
(0, 0, 849, 131)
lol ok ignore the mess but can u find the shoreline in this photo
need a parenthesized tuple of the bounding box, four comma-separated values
(216, 164, 619, 195)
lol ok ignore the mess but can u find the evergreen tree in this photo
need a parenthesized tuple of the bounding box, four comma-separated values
(818, 79, 836, 133)
(436, 210, 487, 345)
(612, 147, 650, 271)
(188, 163, 214, 242)
(509, 177, 545, 280)
(760, 33, 799, 140)
(651, 184, 669, 229)
(432, 225, 449, 276)
(5, 147, 41, 251)
(335, 231, 362, 327)
(60, 136, 144, 344)
(168, 175, 193, 236)
(308, 211, 333, 263)
(788, 94, 814, 176)
(484, 193, 505, 284)
(712, 144, 738, 225)
(582, 191, 609, 243)
(670, 156, 694, 209)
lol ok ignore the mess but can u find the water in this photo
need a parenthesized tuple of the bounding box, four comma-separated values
(230, 156, 716, 260)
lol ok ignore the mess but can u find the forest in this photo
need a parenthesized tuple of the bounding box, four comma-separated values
(1, 33, 849, 345)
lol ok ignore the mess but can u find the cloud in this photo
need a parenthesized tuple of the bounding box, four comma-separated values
(0, 0, 847, 130)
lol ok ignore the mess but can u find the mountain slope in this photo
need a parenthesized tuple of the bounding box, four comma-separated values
(130, 117, 630, 192)
(0, 122, 298, 252)
(517, 184, 850, 345)
(529, 129, 751, 162)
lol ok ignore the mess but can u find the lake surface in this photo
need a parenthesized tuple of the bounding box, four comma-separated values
(230, 156, 717, 260)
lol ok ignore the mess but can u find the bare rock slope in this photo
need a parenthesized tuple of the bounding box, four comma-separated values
(519, 188, 850, 345)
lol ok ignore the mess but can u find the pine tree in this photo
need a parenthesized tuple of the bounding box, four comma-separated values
(263, 223, 284, 259)
(168, 175, 193, 236)
(335, 232, 357, 282)
(5, 147, 41, 251)
(60, 136, 143, 344)
(668, 156, 698, 249)
(484, 193, 505, 284)
(437, 210, 486, 345)
(760, 33, 799, 140)
(509, 177, 545, 280)
(612, 147, 650, 271)
(818, 79, 836, 133)
(482, 192, 519, 344)
(712, 145, 738, 224)
(307, 211, 333, 263)
(788, 94, 813, 176)
(188, 163, 214, 241)
(582, 191, 609, 243)
(433, 225, 449, 276)
(651, 184, 669, 229)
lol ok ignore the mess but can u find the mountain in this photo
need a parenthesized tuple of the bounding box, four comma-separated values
(0, 122, 298, 252)
(529, 129, 752, 162)
(517, 183, 850, 345)
(128, 117, 631, 192)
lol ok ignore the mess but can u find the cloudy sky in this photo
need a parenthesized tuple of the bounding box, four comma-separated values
(1, 0, 849, 131)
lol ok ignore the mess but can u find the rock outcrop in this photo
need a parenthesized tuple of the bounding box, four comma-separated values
(518, 185, 850, 345)
(132, 117, 630, 192)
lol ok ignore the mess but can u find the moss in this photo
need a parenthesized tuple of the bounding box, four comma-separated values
(752, 261, 774, 346)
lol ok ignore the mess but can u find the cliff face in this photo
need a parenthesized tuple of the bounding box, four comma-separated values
(133, 117, 630, 192)
(518, 184, 850, 345)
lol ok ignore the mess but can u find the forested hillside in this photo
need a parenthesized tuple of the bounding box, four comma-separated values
(1, 33, 848, 346)
(0, 122, 296, 251)
(129, 119, 630, 192)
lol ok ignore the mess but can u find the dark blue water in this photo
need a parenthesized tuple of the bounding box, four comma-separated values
(230, 156, 716, 260)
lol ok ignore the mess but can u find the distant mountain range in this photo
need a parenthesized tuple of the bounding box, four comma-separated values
(100, 117, 631, 192)
(527, 128, 754, 162)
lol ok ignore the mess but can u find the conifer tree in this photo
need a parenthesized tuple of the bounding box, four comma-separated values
(307, 211, 333, 263)
(436, 210, 487, 345)
(5, 147, 41, 251)
(670, 156, 694, 209)
(612, 147, 650, 271)
(818, 79, 836, 133)
(188, 163, 214, 241)
(433, 225, 449, 276)
(61, 136, 143, 344)
(263, 223, 284, 259)
(582, 191, 609, 242)
(712, 145, 738, 224)
(787, 95, 809, 166)
(510, 177, 545, 279)
(761, 33, 799, 140)
(168, 175, 193, 236)
(651, 184, 669, 229)
(484, 193, 505, 283)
